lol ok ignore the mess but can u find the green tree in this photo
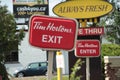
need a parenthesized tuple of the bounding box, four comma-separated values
(0, 2, 24, 80)
(99, 0, 120, 44)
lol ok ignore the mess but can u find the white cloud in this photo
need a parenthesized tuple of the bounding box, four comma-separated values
(49, 0, 66, 16)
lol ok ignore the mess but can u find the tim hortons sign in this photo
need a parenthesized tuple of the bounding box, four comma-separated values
(75, 40, 100, 57)
(29, 15, 78, 51)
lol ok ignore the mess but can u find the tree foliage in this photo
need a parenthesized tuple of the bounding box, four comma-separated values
(0, 3, 24, 54)
(70, 59, 84, 80)
(0, 2, 24, 80)
(101, 44, 120, 57)
(99, 0, 120, 44)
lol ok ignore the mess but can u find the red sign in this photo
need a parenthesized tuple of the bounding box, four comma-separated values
(29, 15, 78, 51)
(78, 27, 104, 36)
(75, 40, 100, 57)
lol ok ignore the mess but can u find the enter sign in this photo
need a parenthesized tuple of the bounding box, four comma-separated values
(75, 40, 100, 57)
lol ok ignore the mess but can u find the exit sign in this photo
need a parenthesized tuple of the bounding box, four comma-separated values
(29, 15, 78, 51)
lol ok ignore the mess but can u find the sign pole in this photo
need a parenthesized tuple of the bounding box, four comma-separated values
(81, 20, 90, 80)
(47, 51, 54, 80)
(86, 57, 90, 80)
(56, 51, 62, 80)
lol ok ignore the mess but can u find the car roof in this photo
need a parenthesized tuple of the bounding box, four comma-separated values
(28, 61, 47, 65)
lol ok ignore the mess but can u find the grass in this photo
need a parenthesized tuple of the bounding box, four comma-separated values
(10, 75, 69, 80)
(52, 75, 69, 80)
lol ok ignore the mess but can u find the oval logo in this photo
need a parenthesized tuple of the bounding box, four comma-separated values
(53, 1, 113, 18)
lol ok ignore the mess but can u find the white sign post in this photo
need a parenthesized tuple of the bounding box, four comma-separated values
(47, 51, 54, 80)
(86, 58, 90, 80)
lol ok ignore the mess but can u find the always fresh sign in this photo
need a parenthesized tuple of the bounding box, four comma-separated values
(53, 0, 113, 18)
(29, 15, 78, 51)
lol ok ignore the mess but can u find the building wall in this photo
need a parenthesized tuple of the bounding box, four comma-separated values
(18, 32, 47, 67)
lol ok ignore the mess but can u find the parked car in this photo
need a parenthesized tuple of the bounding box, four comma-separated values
(14, 62, 48, 77)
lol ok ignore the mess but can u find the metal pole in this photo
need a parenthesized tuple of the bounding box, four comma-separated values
(86, 57, 90, 80)
(57, 51, 62, 80)
(80, 19, 90, 80)
(47, 51, 54, 80)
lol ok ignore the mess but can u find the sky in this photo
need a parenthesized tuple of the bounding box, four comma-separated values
(0, 0, 65, 16)
(0, 0, 13, 13)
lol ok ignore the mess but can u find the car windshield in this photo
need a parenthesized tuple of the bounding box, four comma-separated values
(28, 62, 47, 69)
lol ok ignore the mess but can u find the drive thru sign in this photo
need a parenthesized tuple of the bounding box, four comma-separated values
(75, 40, 100, 57)
(29, 15, 78, 51)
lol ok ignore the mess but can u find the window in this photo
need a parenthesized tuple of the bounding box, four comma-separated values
(28, 62, 47, 69)
(5, 51, 18, 62)
(29, 63, 39, 69)
(41, 62, 47, 66)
